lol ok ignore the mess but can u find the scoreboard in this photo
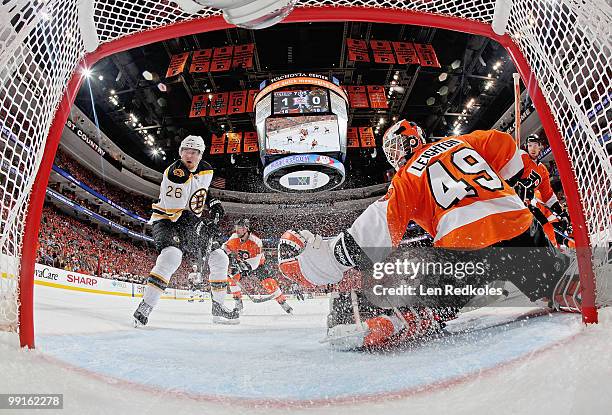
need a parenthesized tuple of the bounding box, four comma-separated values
(254, 74, 349, 193)
(272, 90, 329, 114)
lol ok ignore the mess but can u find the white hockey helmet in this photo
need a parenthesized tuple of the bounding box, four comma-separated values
(180, 135, 206, 155)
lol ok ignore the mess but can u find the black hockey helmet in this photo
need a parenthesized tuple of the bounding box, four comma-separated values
(526, 134, 541, 144)
(235, 218, 250, 231)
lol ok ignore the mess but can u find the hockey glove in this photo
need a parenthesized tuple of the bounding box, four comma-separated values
(278, 230, 354, 288)
(513, 173, 538, 203)
(207, 198, 224, 223)
(550, 202, 572, 233)
(236, 258, 252, 273)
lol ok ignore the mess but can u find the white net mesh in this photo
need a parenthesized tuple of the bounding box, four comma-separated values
(0, 0, 610, 331)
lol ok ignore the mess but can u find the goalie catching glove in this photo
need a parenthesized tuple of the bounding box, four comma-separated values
(278, 230, 361, 288)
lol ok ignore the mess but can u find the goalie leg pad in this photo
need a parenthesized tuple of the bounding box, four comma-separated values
(363, 316, 396, 347)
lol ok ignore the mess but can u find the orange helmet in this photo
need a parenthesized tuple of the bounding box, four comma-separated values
(382, 120, 426, 170)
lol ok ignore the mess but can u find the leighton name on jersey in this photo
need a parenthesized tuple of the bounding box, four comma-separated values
(406, 138, 462, 177)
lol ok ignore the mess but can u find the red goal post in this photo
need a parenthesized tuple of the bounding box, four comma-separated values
(1, 1, 609, 349)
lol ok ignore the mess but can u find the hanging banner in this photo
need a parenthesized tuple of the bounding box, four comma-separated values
(367, 86, 388, 109)
(189, 94, 209, 118)
(228, 90, 247, 114)
(243, 131, 259, 152)
(370, 40, 396, 64)
(165, 52, 189, 78)
(359, 127, 376, 148)
(226, 132, 242, 153)
(232, 44, 255, 69)
(209, 92, 229, 116)
(189, 49, 212, 73)
(414, 43, 441, 68)
(210, 133, 226, 154)
(211, 177, 226, 189)
(392, 41, 420, 65)
(347, 127, 360, 148)
(346, 38, 370, 62)
(246, 89, 258, 112)
(347, 86, 369, 108)
(211, 46, 234, 72)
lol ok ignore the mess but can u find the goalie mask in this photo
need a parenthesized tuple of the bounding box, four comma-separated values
(382, 120, 426, 171)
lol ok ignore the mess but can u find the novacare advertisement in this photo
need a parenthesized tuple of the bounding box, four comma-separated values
(33, 264, 207, 300)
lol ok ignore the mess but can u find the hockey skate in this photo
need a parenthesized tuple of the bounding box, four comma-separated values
(212, 300, 240, 324)
(233, 297, 244, 312)
(279, 300, 293, 314)
(188, 298, 194, 303)
(133, 300, 152, 327)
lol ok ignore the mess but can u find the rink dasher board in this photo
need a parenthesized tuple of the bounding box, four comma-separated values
(23, 263, 315, 301)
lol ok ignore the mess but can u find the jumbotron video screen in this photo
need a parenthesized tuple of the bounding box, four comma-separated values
(264, 114, 340, 155)
(272, 89, 329, 114)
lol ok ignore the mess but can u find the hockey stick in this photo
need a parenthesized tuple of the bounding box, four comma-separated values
(226, 273, 277, 303)
(319, 290, 369, 344)
(350, 289, 365, 330)
(319, 326, 368, 344)
(554, 228, 575, 243)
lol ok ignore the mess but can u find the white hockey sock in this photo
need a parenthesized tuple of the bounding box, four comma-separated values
(143, 285, 163, 309)
(211, 289, 226, 304)
(144, 246, 183, 309)
(208, 248, 229, 305)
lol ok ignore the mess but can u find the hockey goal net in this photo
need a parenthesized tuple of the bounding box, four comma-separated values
(0, 0, 610, 347)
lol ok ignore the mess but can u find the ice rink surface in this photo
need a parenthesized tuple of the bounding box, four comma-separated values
(2, 285, 612, 415)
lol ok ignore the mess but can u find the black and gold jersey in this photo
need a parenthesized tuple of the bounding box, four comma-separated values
(151, 159, 214, 223)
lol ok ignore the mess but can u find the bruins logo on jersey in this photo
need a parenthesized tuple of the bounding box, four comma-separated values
(173, 168, 185, 178)
(189, 188, 207, 215)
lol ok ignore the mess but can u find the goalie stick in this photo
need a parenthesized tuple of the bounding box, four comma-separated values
(320, 289, 367, 344)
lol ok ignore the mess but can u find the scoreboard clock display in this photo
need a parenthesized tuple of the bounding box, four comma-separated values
(272, 90, 329, 114)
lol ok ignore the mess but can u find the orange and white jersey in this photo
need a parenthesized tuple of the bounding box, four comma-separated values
(348, 130, 536, 259)
(534, 192, 558, 223)
(521, 153, 559, 208)
(223, 232, 265, 270)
